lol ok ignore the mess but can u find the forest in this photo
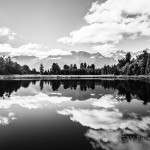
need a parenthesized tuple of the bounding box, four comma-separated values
(0, 50, 150, 75)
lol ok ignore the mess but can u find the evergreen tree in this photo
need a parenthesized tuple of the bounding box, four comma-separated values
(51, 63, 60, 74)
(126, 52, 131, 63)
(146, 54, 150, 75)
(31, 68, 37, 74)
(40, 63, 44, 74)
(63, 64, 69, 70)
(83, 63, 87, 69)
(73, 64, 77, 69)
(80, 63, 84, 69)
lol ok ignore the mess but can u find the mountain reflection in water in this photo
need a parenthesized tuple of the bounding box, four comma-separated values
(0, 79, 150, 150)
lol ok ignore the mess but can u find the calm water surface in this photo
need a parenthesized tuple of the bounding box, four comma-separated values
(0, 79, 150, 150)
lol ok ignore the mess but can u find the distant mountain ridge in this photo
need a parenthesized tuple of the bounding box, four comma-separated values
(11, 49, 150, 70)
(12, 51, 116, 70)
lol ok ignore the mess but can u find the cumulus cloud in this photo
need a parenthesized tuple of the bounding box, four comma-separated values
(0, 93, 71, 110)
(0, 27, 16, 43)
(92, 44, 128, 58)
(58, 23, 123, 44)
(0, 93, 71, 126)
(58, 106, 150, 149)
(58, 109, 150, 134)
(92, 44, 117, 57)
(0, 43, 71, 58)
(58, 93, 150, 150)
(58, 0, 150, 46)
(86, 129, 121, 145)
(86, 129, 150, 150)
(92, 94, 118, 108)
(0, 26, 71, 58)
(58, 94, 150, 131)
(58, 108, 123, 130)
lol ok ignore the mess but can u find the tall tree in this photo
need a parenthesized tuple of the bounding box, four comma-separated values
(31, 68, 37, 74)
(73, 64, 77, 69)
(21, 65, 31, 74)
(83, 63, 87, 69)
(39, 63, 44, 74)
(146, 54, 150, 75)
(126, 52, 131, 63)
(63, 64, 69, 70)
(80, 63, 84, 69)
(51, 63, 60, 74)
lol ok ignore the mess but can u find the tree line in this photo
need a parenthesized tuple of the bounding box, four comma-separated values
(39, 50, 150, 75)
(39, 62, 96, 75)
(0, 56, 35, 75)
(0, 50, 150, 75)
(100, 50, 150, 75)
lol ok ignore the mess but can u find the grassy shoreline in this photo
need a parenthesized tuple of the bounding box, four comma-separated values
(0, 74, 150, 80)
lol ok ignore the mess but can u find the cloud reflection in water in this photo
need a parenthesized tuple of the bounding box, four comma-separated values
(0, 93, 71, 109)
(58, 94, 150, 150)
(0, 93, 71, 125)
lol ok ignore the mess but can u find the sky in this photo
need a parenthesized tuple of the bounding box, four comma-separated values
(0, 0, 150, 58)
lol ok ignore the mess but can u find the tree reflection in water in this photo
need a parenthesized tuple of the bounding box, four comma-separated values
(0, 79, 150, 104)
(0, 80, 32, 99)
(0, 79, 150, 150)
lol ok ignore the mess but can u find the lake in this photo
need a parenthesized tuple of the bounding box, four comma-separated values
(0, 79, 150, 150)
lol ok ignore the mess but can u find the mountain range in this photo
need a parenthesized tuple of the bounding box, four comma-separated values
(11, 49, 149, 70)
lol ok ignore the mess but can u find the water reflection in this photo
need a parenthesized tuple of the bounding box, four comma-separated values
(0, 79, 150, 150)
(0, 80, 150, 104)
(0, 80, 31, 98)
(58, 94, 150, 150)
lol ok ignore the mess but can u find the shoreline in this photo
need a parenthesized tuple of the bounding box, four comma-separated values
(0, 74, 150, 80)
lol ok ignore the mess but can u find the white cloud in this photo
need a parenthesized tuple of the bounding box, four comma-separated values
(86, 129, 150, 150)
(92, 94, 118, 108)
(0, 112, 16, 126)
(90, 56, 95, 59)
(50, 57, 62, 59)
(92, 44, 117, 57)
(50, 93, 62, 95)
(58, 23, 123, 44)
(86, 129, 121, 145)
(58, 0, 150, 46)
(47, 49, 71, 56)
(58, 108, 122, 130)
(0, 93, 71, 110)
(58, 106, 150, 150)
(58, 105, 150, 131)
(0, 93, 71, 126)
(0, 43, 71, 58)
(0, 27, 16, 43)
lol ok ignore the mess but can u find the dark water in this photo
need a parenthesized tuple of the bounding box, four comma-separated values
(0, 79, 150, 150)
